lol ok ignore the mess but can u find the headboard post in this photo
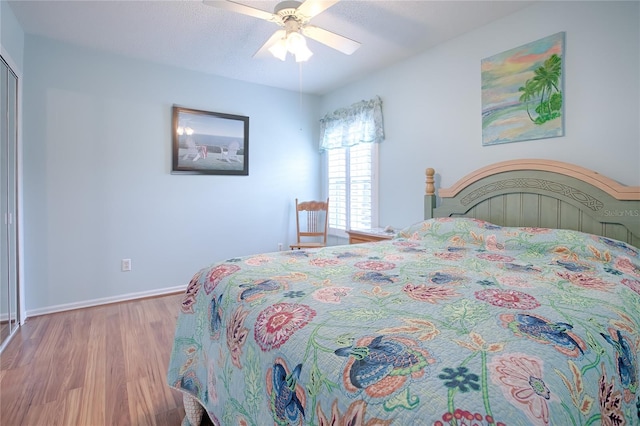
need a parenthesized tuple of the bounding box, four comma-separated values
(424, 168, 436, 219)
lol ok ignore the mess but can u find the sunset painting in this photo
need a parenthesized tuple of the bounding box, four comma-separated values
(481, 32, 565, 146)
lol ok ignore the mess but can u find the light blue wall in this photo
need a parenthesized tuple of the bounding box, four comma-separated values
(321, 1, 640, 230)
(23, 36, 321, 313)
(1, 0, 24, 70)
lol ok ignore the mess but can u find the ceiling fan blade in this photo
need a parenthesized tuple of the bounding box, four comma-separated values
(203, 0, 276, 22)
(253, 30, 287, 58)
(296, 0, 340, 21)
(302, 26, 361, 55)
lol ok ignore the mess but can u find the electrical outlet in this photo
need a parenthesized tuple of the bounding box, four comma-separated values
(121, 258, 132, 272)
(278, 243, 283, 251)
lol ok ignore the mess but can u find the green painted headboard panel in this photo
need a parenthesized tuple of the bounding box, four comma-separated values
(424, 160, 640, 247)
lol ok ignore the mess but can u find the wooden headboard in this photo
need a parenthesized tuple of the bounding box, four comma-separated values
(424, 159, 640, 247)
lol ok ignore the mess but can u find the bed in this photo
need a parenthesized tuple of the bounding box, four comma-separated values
(167, 159, 640, 426)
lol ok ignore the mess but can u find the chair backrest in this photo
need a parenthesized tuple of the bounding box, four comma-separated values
(294, 198, 329, 246)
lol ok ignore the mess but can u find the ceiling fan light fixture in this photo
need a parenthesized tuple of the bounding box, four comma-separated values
(285, 31, 313, 62)
(269, 30, 313, 62)
(269, 39, 288, 61)
(294, 43, 313, 62)
(285, 31, 305, 52)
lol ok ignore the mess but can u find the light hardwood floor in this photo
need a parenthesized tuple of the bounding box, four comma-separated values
(0, 293, 189, 425)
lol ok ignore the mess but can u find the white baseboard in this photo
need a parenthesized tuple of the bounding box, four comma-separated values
(25, 285, 186, 319)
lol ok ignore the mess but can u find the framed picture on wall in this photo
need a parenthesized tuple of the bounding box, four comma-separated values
(481, 32, 565, 146)
(172, 106, 249, 175)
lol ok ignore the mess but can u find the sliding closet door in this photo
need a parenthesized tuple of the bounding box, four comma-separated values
(0, 59, 6, 346)
(6, 59, 17, 340)
(0, 56, 18, 352)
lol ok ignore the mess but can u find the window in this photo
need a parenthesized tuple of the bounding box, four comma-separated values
(326, 142, 378, 236)
(319, 97, 383, 237)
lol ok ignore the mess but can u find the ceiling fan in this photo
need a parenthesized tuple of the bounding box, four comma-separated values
(203, 0, 361, 62)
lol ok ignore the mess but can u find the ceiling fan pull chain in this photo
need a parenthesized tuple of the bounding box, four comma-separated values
(299, 62, 304, 130)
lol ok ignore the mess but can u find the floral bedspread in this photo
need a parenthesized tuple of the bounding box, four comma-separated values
(167, 218, 640, 426)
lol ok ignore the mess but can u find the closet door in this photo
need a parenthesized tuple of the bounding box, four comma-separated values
(7, 59, 18, 340)
(0, 56, 18, 351)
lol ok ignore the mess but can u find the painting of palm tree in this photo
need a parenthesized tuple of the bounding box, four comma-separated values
(482, 32, 565, 146)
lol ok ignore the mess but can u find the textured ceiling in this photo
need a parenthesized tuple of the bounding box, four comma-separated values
(7, 0, 535, 95)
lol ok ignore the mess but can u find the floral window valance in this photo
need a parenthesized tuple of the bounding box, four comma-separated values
(318, 96, 384, 151)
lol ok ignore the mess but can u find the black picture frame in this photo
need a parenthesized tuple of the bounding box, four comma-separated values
(172, 106, 249, 175)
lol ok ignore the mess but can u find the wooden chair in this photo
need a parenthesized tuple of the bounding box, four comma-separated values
(290, 198, 329, 250)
